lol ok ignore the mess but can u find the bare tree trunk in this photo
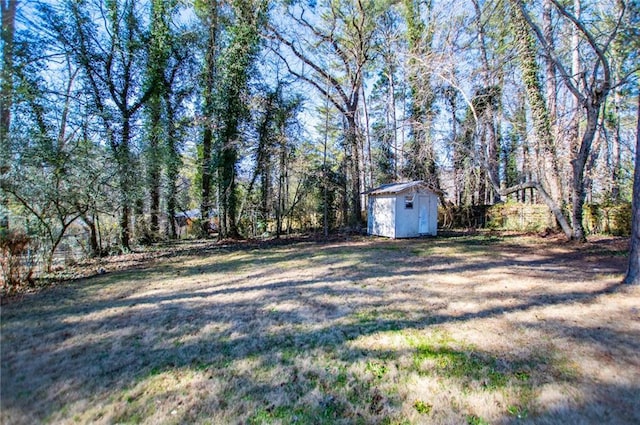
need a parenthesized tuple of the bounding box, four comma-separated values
(624, 94, 640, 284)
(569, 0, 582, 213)
(570, 104, 600, 241)
(485, 111, 500, 204)
(119, 116, 132, 250)
(360, 82, 373, 189)
(542, 0, 564, 206)
(473, 0, 501, 203)
(610, 86, 623, 200)
(322, 88, 330, 238)
(388, 70, 398, 180)
(276, 133, 286, 238)
(346, 113, 363, 227)
(81, 213, 100, 257)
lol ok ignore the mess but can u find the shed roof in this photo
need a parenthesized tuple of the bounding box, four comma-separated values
(174, 208, 218, 219)
(365, 180, 440, 196)
(175, 209, 201, 219)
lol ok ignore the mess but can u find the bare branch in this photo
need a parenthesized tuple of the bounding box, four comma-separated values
(549, 0, 613, 91)
(268, 44, 346, 115)
(268, 25, 351, 109)
(512, 0, 585, 104)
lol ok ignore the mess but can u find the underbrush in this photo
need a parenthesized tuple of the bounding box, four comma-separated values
(0, 230, 36, 295)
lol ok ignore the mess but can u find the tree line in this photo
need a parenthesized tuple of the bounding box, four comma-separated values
(0, 0, 638, 276)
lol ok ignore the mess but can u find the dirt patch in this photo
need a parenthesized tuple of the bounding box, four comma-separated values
(1, 233, 638, 424)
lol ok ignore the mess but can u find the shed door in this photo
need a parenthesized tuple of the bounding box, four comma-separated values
(418, 196, 430, 234)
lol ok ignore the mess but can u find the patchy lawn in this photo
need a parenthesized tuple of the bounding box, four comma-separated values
(1, 233, 639, 424)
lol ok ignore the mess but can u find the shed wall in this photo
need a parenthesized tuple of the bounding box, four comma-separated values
(368, 187, 438, 238)
(368, 195, 396, 238)
(418, 193, 438, 236)
(395, 192, 420, 237)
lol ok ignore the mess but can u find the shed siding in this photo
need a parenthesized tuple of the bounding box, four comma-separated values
(418, 193, 438, 236)
(395, 192, 420, 237)
(366, 181, 439, 239)
(368, 195, 396, 238)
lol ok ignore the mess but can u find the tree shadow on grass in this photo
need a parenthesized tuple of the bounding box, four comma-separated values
(1, 235, 635, 424)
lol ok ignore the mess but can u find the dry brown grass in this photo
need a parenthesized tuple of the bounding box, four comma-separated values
(1, 233, 638, 424)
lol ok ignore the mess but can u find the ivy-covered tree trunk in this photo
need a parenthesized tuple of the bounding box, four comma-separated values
(512, 0, 620, 241)
(215, 0, 265, 239)
(145, 0, 171, 239)
(345, 113, 362, 227)
(199, 0, 218, 237)
(219, 144, 239, 238)
(164, 81, 180, 239)
(511, 4, 570, 237)
(0, 0, 17, 230)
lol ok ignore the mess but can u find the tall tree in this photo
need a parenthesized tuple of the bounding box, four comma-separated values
(216, 0, 265, 238)
(196, 0, 219, 237)
(269, 0, 388, 227)
(370, 8, 402, 184)
(510, 3, 571, 236)
(196, 0, 265, 239)
(242, 82, 302, 236)
(3, 30, 113, 269)
(163, 39, 194, 239)
(402, 0, 439, 186)
(513, 0, 627, 240)
(624, 93, 639, 284)
(471, 0, 503, 204)
(622, 0, 640, 282)
(144, 0, 172, 240)
(47, 0, 157, 250)
(0, 0, 18, 230)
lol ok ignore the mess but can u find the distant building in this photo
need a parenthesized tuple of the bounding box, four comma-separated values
(174, 209, 202, 228)
(365, 181, 439, 238)
(174, 209, 218, 236)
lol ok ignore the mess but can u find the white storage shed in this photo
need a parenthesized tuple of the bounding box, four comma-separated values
(366, 181, 439, 238)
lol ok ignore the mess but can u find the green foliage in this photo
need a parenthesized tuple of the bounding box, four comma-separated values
(412, 341, 508, 390)
(413, 400, 432, 414)
(510, 4, 554, 152)
(466, 414, 490, 425)
(204, 0, 268, 238)
(485, 202, 553, 232)
(584, 202, 632, 236)
(507, 404, 529, 419)
(441, 200, 633, 236)
(365, 360, 388, 380)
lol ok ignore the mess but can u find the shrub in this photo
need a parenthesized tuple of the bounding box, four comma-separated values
(584, 202, 632, 236)
(0, 230, 35, 294)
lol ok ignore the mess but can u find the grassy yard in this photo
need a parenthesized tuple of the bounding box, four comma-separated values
(1, 233, 639, 424)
